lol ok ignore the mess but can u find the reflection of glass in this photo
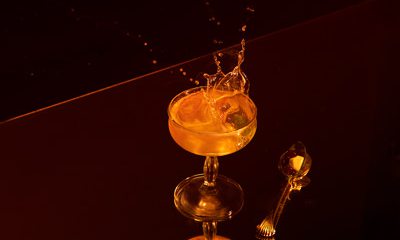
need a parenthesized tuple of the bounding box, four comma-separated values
(169, 86, 257, 239)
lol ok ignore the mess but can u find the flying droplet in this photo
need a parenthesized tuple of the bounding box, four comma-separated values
(152, 60, 158, 64)
(209, 16, 216, 22)
(179, 68, 184, 72)
(246, 6, 255, 13)
(213, 39, 223, 45)
(182, 72, 187, 76)
(194, 80, 200, 85)
(216, 21, 221, 26)
(189, 78, 194, 82)
(241, 25, 247, 32)
(143, 42, 148, 46)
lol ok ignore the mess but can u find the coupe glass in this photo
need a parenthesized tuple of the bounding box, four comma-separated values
(168, 86, 257, 239)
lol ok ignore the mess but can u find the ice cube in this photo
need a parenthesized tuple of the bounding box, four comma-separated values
(225, 108, 249, 130)
(216, 93, 251, 131)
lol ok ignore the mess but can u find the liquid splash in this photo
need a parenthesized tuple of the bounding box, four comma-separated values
(196, 39, 253, 133)
(204, 39, 249, 95)
(169, 39, 256, 155)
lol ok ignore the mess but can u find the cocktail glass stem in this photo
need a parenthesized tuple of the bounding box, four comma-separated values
(203, 221, 217, 240)
(202, 156, 219, 239)
(203, 156, 219, 187)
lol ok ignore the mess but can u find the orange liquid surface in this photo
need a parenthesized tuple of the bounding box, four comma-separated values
(169, 89, 256, 156)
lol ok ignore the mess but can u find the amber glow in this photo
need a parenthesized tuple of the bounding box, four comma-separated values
(289, 155, 304, 172)
(168, 87, 257, 156)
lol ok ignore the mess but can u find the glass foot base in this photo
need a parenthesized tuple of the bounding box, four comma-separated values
(174, 174, 244, 222)
(189, 235, 230, 240)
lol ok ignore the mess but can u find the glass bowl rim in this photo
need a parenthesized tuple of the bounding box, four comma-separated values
(167, 86, 257, 135)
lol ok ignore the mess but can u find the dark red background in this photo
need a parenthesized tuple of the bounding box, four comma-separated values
(1, 0, 399, 239)
(2, 0, 365, 121)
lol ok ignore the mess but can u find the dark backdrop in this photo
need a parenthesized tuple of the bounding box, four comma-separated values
(2, 0, 365, 120)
